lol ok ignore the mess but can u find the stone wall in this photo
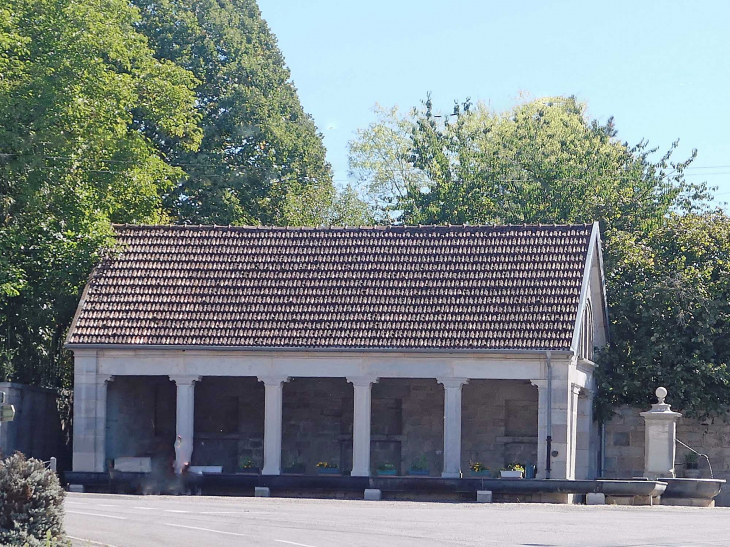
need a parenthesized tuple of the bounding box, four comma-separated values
(282, 377, 351, 474)
(0, 382, 63, 463)
(193, 376, 264, 472)
(105, 376, 539, 477)
(370, 378, 444, 475)
(106, 376, 176, 473)
(604, 405, 730, 506)
(462, 379, 538, 475)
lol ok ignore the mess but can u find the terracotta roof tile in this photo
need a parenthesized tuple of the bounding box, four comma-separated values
(66, 224, 594, 350)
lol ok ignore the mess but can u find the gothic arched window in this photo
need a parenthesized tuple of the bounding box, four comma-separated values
(579, 299, 594, 360)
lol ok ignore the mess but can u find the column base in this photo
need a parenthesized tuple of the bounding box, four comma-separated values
(261, 468, 281, 476)
(441, 472, 461, 479)
(351, 470, 371, 477)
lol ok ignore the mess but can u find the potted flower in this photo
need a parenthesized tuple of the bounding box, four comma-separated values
(316, 461, 340, 475)
(283, 458, 305, 475)
(238, 457, 259, 474)
(500, 463, 524, 478)
(408, 455, 430, 476)
(683, 451, 701, 478)
(470, 461, 490, 476)
(377, 463, 398, 476)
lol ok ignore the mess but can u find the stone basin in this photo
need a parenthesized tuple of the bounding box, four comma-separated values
(596, 480, 667, 498)
(659, 478, 725, 500)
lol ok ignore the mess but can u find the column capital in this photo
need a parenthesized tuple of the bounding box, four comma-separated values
(169, 375, 202, 386)
(530, 379, 548, 391)
(438, 377, 469, 389)
(347, 376, 379, 387)
(258, 375, 291, 387)
(578, 387, 595, 400)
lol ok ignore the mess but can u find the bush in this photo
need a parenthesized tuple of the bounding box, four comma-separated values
(0, 453, 65, 546)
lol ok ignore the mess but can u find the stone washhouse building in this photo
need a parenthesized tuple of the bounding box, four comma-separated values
(65, 223, 608, 484)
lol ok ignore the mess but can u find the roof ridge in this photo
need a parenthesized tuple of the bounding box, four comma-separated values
(112, 223, 595, 232)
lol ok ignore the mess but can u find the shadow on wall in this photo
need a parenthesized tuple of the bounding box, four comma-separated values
(0, 382, 66, 468)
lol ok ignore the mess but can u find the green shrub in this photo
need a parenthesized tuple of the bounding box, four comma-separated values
(0, 453, 65, 546)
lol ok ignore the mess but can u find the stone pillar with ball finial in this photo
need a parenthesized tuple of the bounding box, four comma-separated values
(640, 386, 682, 479)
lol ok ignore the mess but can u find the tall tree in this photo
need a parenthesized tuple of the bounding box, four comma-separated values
(351, 95, 703, 230)
(132, 0, 335, 225)
(348, 104, 429, 220)
(0, 0, 201, 386)
(596, 212, 730, 418)
(349, 95, 724, 416)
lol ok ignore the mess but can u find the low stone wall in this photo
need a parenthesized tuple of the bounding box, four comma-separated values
(0, 382, 63, 463)
(604, 405, 730, 506)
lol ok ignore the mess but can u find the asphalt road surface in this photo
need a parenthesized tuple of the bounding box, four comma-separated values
(65, 493, 730, 547)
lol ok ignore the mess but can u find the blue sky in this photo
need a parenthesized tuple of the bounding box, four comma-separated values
(258, 0, 730, 204)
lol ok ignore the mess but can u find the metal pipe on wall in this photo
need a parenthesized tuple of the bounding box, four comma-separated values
(546, 351, 552, 479)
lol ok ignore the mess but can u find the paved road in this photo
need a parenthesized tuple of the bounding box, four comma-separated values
(65, 493, 730, 547)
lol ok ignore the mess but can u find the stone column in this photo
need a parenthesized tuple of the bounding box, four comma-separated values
(170, 375, 201, 474)
(93, 375, 114, 472)
(575, 388, 594, 479)
(348, 376, 378, 477)
(567, 383, 581, 479)
(530, 380, 548, 479)
(438, 378, 468, 478)
(641, 386, 681, 479)
(259, 376, 290, 476)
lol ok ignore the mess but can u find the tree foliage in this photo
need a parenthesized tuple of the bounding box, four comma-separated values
(596, 213, 730, 419)
(348, 104, 429, 219)
(352, 95, 705, 228)
(349, 94, 726, 417)
(0, 0, 365, 389)
(0, 0, 201, 386)
(132, 0, 336, 225)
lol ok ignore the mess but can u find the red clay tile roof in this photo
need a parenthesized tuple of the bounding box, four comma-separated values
(66, 224, 596, 350)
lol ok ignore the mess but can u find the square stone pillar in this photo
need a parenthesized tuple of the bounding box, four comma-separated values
(530, 380, 548, 479)
(93, 375, 114, 472)
(438, 378, 468, 478)
(575, 389, 594, 479)
(72, 351, 114, 473)
(641, 387, 681, 479)
(567, 383, 581, 479)
(170, 375, 201, 474)
(348, 376, 378, 477)
(259, 376, 290, 476)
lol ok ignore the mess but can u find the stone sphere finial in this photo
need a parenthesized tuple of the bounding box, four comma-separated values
(656, 386, 667, 404)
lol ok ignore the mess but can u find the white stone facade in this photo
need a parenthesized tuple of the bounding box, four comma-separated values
(72, 347, 601, 479)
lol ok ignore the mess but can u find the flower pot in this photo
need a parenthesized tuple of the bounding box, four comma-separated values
(377, 468, 397, 476)
(471, 469, 491, 477)
(316, 467, 340, 475)
(408, 469, 430, 476)
(283, 466, 305, 475)
(500, 470, 523, 478)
